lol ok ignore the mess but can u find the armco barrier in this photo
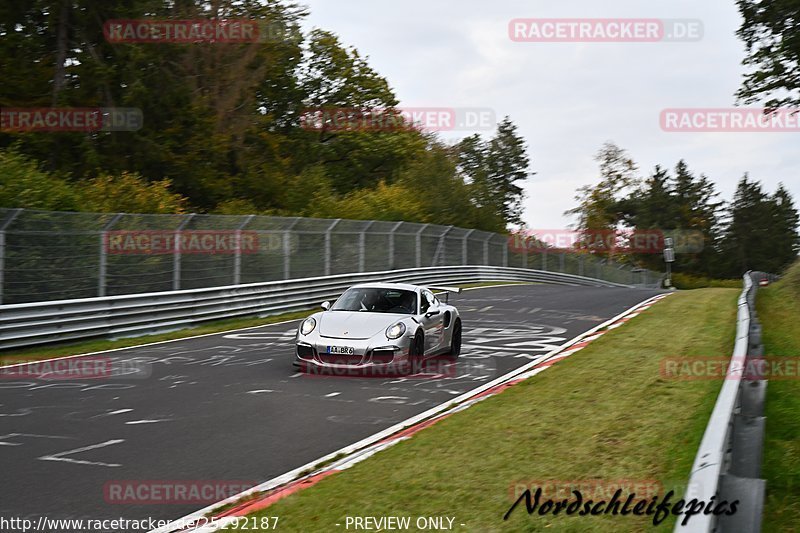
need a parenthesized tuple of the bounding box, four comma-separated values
(0, 265, 632, 350)
(676, 271, 775, 533)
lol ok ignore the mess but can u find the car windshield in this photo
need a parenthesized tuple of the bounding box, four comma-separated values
(330, 288, 417, 314)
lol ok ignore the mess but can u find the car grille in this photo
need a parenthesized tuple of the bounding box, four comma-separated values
(318, 353, 363, 365)
(370, 349, 396, 364)
(296, 344, 315, 360)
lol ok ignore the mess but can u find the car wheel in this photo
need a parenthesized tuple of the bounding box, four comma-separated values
(448, 319, 462, 359)
(408, 330, 425, 374)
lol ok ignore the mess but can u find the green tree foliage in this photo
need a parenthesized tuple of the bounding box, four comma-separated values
(0, 148, 187, 213)
(565, 142, 638, 258)
(720, 177, 800, 275)
(457, 118, 531, 229)
(568, 143, 799, 278)
(80, 172, 188, 214)
(0, 148, 78, 210)
(737, 0, 800, 108)
(0, 1, 531, 233)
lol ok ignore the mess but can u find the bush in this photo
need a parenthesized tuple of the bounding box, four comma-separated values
(672, 272, 742, 290)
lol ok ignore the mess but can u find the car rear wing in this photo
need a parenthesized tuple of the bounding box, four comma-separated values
(429, 285, 462, 304)
(429, 285, 463, 294)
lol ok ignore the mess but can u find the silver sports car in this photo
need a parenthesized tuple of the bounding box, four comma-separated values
(293, 282, 463, 375)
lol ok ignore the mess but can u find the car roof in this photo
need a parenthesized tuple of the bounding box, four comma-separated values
(349, 282, 422, 292)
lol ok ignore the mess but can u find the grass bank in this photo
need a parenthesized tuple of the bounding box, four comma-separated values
(756, 260, 800, 531)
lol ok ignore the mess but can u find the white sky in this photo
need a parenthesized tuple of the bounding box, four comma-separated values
(299, 0, 800, 229)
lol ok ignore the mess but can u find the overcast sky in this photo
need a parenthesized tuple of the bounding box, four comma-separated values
(299, 0, 800, 229)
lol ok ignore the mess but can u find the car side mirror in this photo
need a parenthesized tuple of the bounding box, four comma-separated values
(321, 301, 331, 310)
(425, 309, 441, 318)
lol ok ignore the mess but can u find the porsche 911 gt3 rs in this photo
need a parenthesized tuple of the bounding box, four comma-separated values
(293, 282, 463, 375)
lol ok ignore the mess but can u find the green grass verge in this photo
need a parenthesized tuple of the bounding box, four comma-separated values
(757, 260, 800, 532)
(0, 281, 530, 366)
(235, 288, 739, 532)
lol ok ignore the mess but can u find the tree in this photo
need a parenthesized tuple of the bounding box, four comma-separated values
(720, 176, 780, 275)
(456, 118, 531, 229)
(484, 117, 531, 225)
(565, 142, 638, 256)
(768, 184, 800, 270)
(736, 0, 800, 108)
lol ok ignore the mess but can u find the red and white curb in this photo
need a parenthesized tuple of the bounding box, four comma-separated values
(151, 292, 671, 533)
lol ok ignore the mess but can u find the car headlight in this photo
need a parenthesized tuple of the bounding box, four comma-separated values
(385, 322, 406, 340)
(300, 317, 316, 335)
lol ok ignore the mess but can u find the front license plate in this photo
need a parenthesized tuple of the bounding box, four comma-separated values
(327, 345, 355, 355)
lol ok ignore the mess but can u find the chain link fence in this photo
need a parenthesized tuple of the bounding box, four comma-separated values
(0, 208, 661, 305)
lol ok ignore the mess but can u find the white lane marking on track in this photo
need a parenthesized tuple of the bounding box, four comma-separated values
(324, 392, 341, 397)
(38, 439, 125, 467)
(478, 306, 494, 312)
(247, 390, 274, 394)
(0, 433, 72, 446)
(92, 409, 133, 418)
(125, 419, 170, 425)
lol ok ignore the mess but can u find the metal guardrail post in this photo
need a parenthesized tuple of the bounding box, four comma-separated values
(324, 219, 341, 277)
(98, 213, 123, 297)
(0, 208, 23, 305)
(483, 235, 491, 265)
(415, 224, 428, 268)
(233, 215, 255, 285)
(281, 218, 299, 281)
(359, 221, 375, 272)
(432, 226, 453, 267)
(173, 214, 195, 291)
(388, 222, 402, 270)
(463, 229, 475, 266)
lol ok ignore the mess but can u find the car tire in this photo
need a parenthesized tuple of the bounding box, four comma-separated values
(408, 330, 425, 374)
(448, 319, 462, 359)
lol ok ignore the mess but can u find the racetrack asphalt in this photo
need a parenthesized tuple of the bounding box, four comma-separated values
(0, 283, 663, 530)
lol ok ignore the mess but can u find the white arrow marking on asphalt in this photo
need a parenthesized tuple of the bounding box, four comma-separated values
(38, 439, 124, 467)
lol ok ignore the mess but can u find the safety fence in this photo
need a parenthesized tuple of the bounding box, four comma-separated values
(0, 265, 632, 350)
(0, 208, 660, 304)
